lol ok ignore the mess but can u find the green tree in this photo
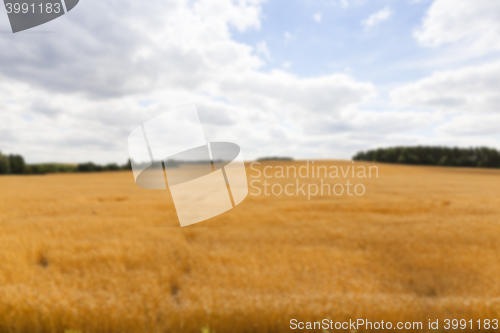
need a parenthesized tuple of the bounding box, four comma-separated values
(104, 163, 120, 171)
(0, 152, 10, 174)
(122, 159, 133, 170)
(77, 162, 102, 172)
(8, 154, 26, 174)
(352, 146, 500, 169)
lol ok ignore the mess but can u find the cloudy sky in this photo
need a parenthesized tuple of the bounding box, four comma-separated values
(0, 0, 499, 163)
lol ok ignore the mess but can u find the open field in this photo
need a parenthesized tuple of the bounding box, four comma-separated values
(1, 160, 500, 332)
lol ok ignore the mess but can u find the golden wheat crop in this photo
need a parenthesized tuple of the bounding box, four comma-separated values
(1, 160, 500, 333)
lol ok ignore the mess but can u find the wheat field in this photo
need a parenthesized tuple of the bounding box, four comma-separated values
(1, 160, 500, 332)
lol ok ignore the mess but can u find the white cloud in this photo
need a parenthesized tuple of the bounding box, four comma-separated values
(0, 0, 387, 163)
(256, 41, 272, 62)
(362, 7, 392, 29)
(436, 114, 500, 137)
(313, 13, 322, 23)
(390, 58, 500, 147)
(414, 0, 500, 54)
(0, 0, 266, 97)
(303, 110, 441, 136)
(284, 31, 293, 43)
(392, 0, 500, 148)
(391, 61, 500, 114)
(332, 0, 349, 8)
(7, 0, 488, 162)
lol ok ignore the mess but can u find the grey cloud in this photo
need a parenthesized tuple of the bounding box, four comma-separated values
(391, 61, 500, 113)
(302, 110, 441, 136)
(0, 0, 444, 163)
(436, 114, 500, 136)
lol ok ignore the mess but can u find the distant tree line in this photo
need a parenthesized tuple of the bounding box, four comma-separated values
(0, 151, 132, 175)
(353, 146, 500, 168)
(256, 157, 294, 162)
(76, 161, 131, 173)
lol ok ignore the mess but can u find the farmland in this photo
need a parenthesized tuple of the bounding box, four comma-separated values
(0, 160, 500, 332)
